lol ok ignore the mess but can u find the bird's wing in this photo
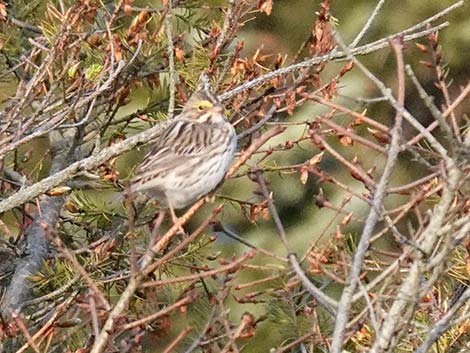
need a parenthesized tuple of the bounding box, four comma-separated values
(132, 119, 223, 181)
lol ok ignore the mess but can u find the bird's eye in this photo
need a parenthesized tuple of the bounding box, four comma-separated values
(195, 100, 213, 111)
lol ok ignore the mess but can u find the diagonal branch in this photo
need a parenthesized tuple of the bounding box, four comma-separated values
(418, 301, 470, 352)
(255, 169, 338, 315)
(331, 38, 406, 353)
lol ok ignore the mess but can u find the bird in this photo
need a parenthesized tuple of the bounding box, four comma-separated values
(129, 91, 237, 219)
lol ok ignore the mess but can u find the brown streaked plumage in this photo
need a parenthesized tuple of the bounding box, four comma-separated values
(130, 92, 237, 209)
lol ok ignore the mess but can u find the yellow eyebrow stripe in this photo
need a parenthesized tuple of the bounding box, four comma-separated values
(193, 100, 213, 109)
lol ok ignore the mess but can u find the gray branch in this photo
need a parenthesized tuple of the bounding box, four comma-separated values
(0, 131, 73, 317)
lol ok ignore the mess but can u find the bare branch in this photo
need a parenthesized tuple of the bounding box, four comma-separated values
(331, 38, 406, 353)
(165, 3, 176, 118)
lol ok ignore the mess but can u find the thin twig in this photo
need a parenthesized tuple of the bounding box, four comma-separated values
(47, 229, 111, 310)
(162, 326, 193, 353)
(237, 105, 277, 140)
(254, 169, 289, 250)
(11, 313, 41, 353)
(272, 330, 317, 353)
(215, 222, 288, 262)
(405, 65, 453, 141)
(350, 0, 387, 48)
(289, 254, 338, 315)
(165, 4, 176, 118)
(331, 38, 405, 353)
(182, 308, 217, 353)
(121, 293, 197, 330)
(254, 168, 338, 315)
(15, 293, 78, 353)
(405, 81, 470, 148)
(8, 17, 42, 33)
(141, 252, 254, 288)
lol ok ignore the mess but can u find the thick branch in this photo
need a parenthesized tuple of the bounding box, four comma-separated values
(0, 131, 73, 316)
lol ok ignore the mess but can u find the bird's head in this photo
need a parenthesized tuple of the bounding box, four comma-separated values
(181, 92, 225, 123)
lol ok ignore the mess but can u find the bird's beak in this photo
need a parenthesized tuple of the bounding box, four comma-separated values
(209, 105, 224, 114)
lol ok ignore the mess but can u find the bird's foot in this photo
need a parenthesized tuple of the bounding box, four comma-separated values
(204, 194, 216, 203)
(168, 206, 186, 235)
